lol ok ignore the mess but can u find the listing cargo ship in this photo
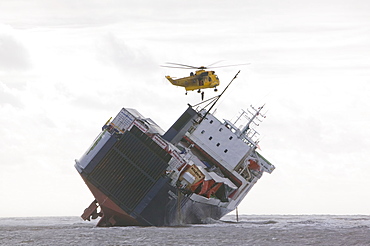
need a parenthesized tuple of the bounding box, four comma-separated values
(75, 83, 275, 227)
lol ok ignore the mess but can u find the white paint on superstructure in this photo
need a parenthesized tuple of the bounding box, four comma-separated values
(187, 113, 251, 170)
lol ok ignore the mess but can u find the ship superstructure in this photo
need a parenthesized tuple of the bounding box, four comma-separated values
(75, 101, 275, 226)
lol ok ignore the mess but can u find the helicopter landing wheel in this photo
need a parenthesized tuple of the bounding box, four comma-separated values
(185, 92, 187, 95)
(197, 89, 201, 93)
(214, 88, 218, 92)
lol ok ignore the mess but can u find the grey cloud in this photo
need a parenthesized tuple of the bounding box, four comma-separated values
(96, 34, 156, 75)
(0, 84, 23, 108)
(0, 35, 31, 71)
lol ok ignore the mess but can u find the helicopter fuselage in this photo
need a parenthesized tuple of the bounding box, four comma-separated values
(165, 69, 220, 92)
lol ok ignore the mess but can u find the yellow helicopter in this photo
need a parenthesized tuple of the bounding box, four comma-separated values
(162, 62, 246, 97)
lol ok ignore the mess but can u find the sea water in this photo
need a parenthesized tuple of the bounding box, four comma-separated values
(0, 215, 369, 246)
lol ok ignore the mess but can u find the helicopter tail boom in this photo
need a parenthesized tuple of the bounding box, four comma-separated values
(165, 76, 176, 85)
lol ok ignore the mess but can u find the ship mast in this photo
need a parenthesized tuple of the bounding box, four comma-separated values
(238, 104, 266, 137)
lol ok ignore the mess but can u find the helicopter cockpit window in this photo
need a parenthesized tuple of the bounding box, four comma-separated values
(208, 77, 212, 81)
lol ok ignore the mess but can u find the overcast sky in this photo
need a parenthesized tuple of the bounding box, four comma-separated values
(0, 0, 369, 217)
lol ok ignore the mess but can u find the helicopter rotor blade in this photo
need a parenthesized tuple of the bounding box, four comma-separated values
(162, 62, 250, 70)
(206, 60, 225, 67)
(160, 65, 195, 69)
(207, 63, 250, 69)
(164, 62, 199, 69)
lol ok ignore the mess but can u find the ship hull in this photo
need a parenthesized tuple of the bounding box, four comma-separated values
(79, 173, 230, 226)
